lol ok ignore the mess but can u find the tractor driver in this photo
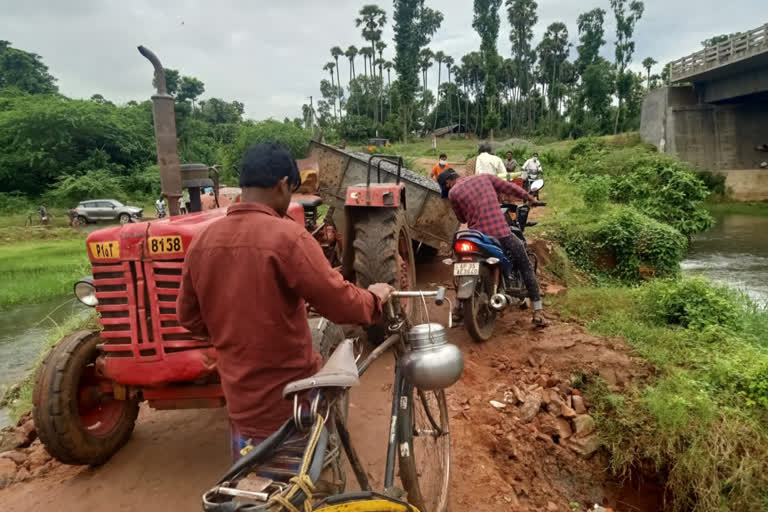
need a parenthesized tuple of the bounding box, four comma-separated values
(437, 168, 548, 327)
(177, 143, 393, 461)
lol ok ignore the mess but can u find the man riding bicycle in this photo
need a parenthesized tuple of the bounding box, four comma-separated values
(437, 169, 548, 327)
(177, 143, 393, 462)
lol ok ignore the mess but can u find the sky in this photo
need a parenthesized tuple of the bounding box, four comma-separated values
(0, 0, 762, 120)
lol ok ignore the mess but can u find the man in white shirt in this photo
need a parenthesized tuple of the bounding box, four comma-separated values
(522, 153, 542, 179)
(474, 144, 506, 176)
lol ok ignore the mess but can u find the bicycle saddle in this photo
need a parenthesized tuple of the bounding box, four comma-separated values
(282, 339, 359, 398)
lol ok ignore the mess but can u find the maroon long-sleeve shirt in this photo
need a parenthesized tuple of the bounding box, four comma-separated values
(448, 174, 533, 239)
(177, 202, 381, 439)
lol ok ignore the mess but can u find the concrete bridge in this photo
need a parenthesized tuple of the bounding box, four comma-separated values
(641, 23, 768, 200)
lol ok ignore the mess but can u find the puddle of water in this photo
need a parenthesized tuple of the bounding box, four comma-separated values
(0, 296, 88, 428)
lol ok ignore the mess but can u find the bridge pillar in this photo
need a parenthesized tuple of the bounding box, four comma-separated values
(641, 86, 768, 199)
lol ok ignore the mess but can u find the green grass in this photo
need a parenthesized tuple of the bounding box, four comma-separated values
(554, 284, 768, 511)
(385, 137, 479, 160)
(705, 200, 768, 217)
(0, 238, 90, 308)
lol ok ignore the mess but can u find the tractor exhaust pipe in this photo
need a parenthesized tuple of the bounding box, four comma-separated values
(138, 45, 182, 217)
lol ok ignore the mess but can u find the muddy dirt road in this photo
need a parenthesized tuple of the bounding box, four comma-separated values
(0, 262, 660, 511)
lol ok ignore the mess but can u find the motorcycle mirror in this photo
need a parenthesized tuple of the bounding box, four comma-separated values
(530, 179, 545, 192)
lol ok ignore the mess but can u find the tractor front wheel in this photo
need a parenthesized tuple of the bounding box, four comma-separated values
(352, 207, 415, 345)
(33, 330, 139, 465)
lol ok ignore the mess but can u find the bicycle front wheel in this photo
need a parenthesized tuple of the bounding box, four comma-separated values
(397, 387, 450, 512)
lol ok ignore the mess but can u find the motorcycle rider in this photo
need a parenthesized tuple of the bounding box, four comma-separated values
(177, 142, 393, 462)
(521, 152, 543, 193)
(155, 197, 166, 218)
(437, 169, 548, 327)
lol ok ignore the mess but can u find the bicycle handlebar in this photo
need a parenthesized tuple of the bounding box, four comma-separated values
(390, 287, 446, 306)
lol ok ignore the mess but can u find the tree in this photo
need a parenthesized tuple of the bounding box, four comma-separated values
(393, 0, 444, 142)
(506, 0, 538, 132)
(331, 46, 344, 88)
(323, 62, 338, 120)
(359, 47, 374, 77)
(537, 22, 570, 120)
(154, 68, 180, 96)
(702, 33, 739, 48)
(642, 57, 657, 89)
(431, 50, 446, 130)
(0, 41, 58, 94)
(178, 76, 205, 109)
(575, 8, 606, 75)
(420, 48, 434, 128)
(345, 45, 359, 81)
(473, 0, 503, 139)
(610, 0, 644, 134)
(444, 55, 455, 124)
(198, 98, 244, 124)
(356, 4, 387, 81)
(582, 57, 615, 132)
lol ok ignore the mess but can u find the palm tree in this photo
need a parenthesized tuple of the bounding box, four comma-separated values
(376, 41, 387, 73)
(345, 45, 358, 81)
(383, 60, 394, 117)
(444, 55, 455, 125)
(359, 47, 374, 78)
(355, 4, 387, 81)
(432, 51, 446, 131)
(384, 60, 394, 88)
(323, 61, 338, 121)
(642, 57, 658, 89)
(419, 48, 434, 128)
(331, 47, 345, 120)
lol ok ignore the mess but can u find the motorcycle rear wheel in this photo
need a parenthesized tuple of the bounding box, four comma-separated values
(463, 290, 497, 343)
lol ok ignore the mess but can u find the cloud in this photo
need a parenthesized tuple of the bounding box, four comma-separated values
(0, 0, 762, 119)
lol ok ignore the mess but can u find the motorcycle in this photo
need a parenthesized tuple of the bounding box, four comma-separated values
(524, 169, 543, 199)
(450, 179, 545, 343)
(155, 200, 167, 219)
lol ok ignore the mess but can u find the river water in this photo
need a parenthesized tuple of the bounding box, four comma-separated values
(0, 297, 88, 429)
(681, 213, 768, 305)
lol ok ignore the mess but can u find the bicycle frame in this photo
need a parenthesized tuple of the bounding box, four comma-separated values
(338, 289, 447, 495)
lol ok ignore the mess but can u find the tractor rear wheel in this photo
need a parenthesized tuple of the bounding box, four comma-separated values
(352, 207, 415, 345)
(33, 329, 139, 465)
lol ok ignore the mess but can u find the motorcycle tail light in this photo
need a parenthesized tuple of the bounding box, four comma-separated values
(454, 240, 479, 254)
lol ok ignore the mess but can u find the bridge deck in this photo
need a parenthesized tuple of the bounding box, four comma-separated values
(670, 23, 768, 83)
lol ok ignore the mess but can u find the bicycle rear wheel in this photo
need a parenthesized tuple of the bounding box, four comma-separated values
(397, 387, 450, 512)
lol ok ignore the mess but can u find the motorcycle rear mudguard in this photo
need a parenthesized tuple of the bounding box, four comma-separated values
(456, 275, 480, 300)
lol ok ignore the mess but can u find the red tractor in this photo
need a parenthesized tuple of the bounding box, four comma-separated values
(31, 46, 415, 465)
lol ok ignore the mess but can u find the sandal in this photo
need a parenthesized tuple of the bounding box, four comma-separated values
(532, 310, 549, 328)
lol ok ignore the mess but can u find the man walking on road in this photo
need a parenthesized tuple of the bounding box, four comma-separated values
(437, 169, 548, 327)
(431, 153, 449, 181)
(177, 143, 393, 461)
(474, 143, 506, 176)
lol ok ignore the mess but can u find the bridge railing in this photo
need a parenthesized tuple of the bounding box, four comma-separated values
(669, 23, 768, 82)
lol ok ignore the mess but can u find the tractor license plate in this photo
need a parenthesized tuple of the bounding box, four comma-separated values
(148, 235, 183, 255)
(89, 241, 120, 260)
(453, 262, 480, 276)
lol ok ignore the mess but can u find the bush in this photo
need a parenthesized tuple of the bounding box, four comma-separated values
(44, 169, 127, 207)
(552, 207, 687, 281)
(582, 176, 611, 208)
(0, 192, 32, 213)
(221, 120, 311, 178)
(642, 277, 740, 330)
(338, 115, 375, 142)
